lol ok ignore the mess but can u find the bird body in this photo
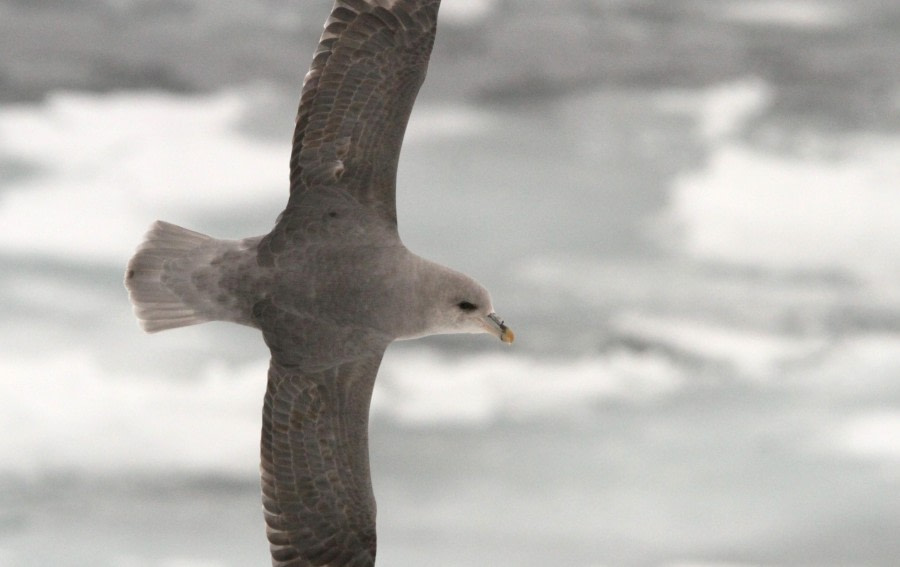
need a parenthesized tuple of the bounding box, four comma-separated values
(125, 1, 512, 565)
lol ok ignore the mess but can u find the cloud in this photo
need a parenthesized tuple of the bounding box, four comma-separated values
(0, 89, 286, 264)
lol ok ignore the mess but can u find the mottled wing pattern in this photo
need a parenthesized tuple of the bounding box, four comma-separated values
(256, 3, 443, 565)
(261, 355, 383, 567)
(285, 0, 441, 225)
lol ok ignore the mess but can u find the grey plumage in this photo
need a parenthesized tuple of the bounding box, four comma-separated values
(125, 1, 513, 565)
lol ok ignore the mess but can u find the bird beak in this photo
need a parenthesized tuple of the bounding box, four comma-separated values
(482, 312, 515, 344)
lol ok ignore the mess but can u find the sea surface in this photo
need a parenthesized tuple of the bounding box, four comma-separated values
(2, 1, 899, 565)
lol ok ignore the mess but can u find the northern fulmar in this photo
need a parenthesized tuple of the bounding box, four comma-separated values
(124, 1, 513, 565)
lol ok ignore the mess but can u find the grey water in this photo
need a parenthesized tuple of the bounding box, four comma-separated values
(2, 1, 900, 565)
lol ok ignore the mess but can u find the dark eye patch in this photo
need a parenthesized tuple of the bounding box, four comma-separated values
(457, 301, 477, 312)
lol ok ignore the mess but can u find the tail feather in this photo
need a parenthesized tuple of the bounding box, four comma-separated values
(125, 221, 214, 333)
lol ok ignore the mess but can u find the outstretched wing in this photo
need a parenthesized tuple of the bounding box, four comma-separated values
(285, 0, 441, 226)
(261, 355, 383, 567)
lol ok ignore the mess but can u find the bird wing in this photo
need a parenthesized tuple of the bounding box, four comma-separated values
(261, 354, 383, 567)
(285, 0, 441, 227)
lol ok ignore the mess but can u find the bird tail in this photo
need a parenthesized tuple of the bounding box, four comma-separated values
(125, 221, 217, 333)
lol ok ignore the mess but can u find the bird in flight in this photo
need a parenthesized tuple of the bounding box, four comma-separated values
(125, 1, 513, 565)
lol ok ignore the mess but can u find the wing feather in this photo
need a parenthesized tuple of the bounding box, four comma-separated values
(261, 355, 383, 567)
(256, 5, 443, 562)
(285, 0, 441, 226)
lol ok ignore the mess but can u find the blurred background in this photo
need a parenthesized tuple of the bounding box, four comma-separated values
(2, 0, 900, 565)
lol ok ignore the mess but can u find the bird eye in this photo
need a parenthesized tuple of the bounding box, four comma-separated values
(457, 301, 477, 312)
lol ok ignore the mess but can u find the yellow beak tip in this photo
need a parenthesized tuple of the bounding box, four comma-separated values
(501, 328, 515, 344)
